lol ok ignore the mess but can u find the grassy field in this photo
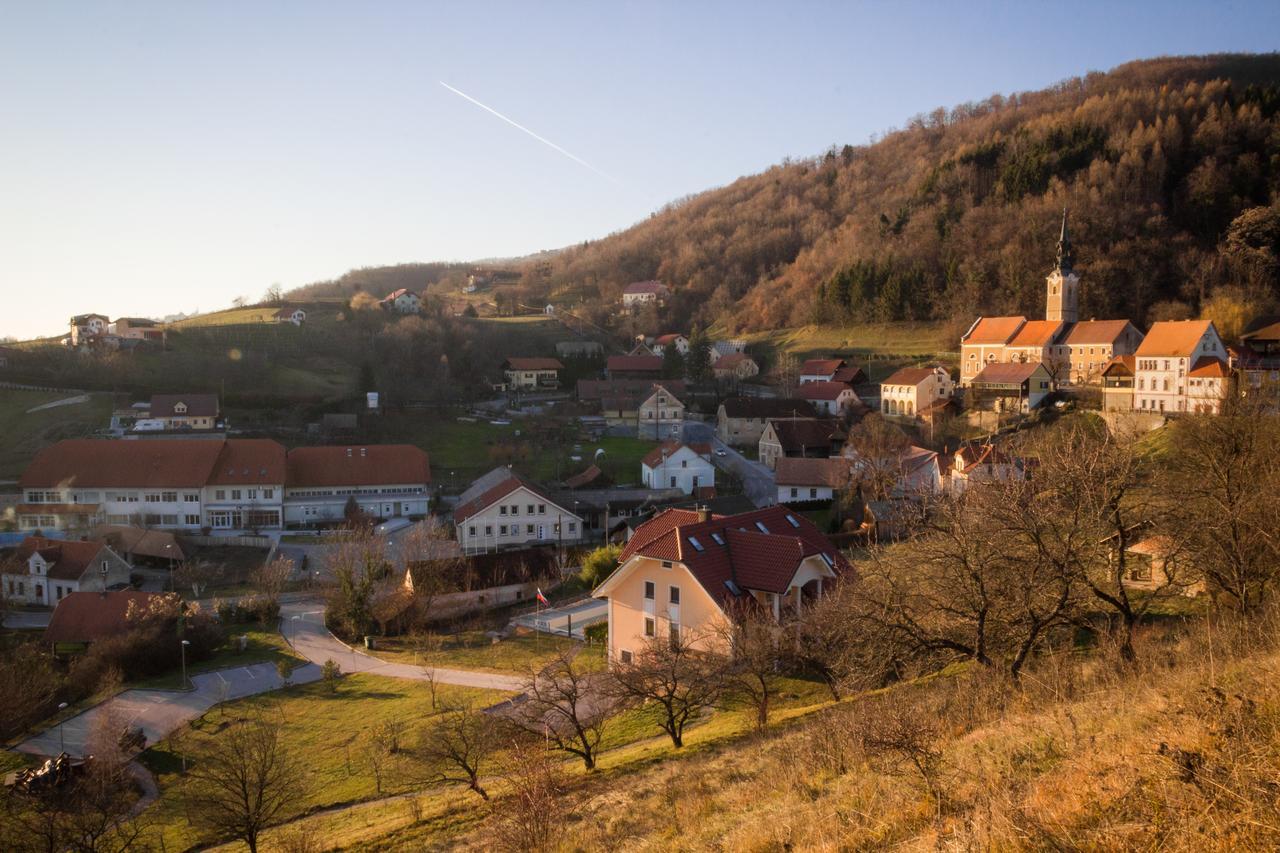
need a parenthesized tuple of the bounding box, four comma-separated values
(746, 322, 956, 357)
(377, 413, 656, 488)
(0, 388, 114, 479)
(139, 674, 512, 851)
(371, 631, 606, 676)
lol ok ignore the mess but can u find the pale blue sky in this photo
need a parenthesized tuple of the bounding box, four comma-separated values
(2, 1, 1277, 339)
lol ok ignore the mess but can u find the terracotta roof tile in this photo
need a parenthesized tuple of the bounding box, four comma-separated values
(882, 366, 941, 387)
(1135, 320, 1217, 358)
(766, 418, 846, 452)
(22, 439, 228, 489)
(606, 355, 663, 373)
(774, 457, 853, 487)
(970, 362, 1046, 384)
(44, 591, 166, 644)
(623, 281, 669, 295)
(1063, 320, 1138, 345)
(798, 381, 853, 402)
(962, 316, 1026, 345)
(800, 359, 845, 376)
(1188, 356, 1230, 378)
(286, 445, 430, 488)
(1008, 320, 1066, 348)
(11, 536, 112, 581)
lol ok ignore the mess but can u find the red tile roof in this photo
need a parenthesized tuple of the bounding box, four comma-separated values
(504, 357, 563, 371)
(209, 439, 287, 485)
(954, 443, 1017, 473)
(713, 353, 753, 369)
(21, 439, 228, 489)
(44, 591, 166, 644)
(654, 333, 686, 345)
(798, 381, 852, 401)
(618, 506, 848, 600)
(774, 457, 853, 487)
(641, 442, 712, 469)
(831, 365, 867, 385)
(11, 537, 112, 581)
(1135, 320, 1217, 358)
(882, 366, 941, 387)
(606, 355, 663, 373)
(766, 418, 846, 453)
(1101, 355, 1136, 376)
(578, 379, 686, 402)
(1008, 320, 1065, 348)
(453, 471, 571, 524)
(970, 362, 1047, 385)
(962, 316, 1026, 345)
(286, 445, 430, 488)
(1188, 356, 1230, 378)
(800, 359, 845, 376)
(1064, 320, 1138, 346)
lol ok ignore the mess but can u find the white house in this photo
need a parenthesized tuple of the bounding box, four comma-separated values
(948, 443, 1027, 493)
(381, 289, 422, 314)
(283, 445, 432, 527)
(1, 537, 133, 608)
(641, 443, 714, 495)
(637, 383, 685, 440)
(775, 457, 852, 504)
(880, 365, 954, 418)
(502, 357, 563, 391)
(273, 306, 307, 325)
(69, 313, 110, 346)
(622, 281, 670, 308)
(651, 334, 689, 356)
(1133, 320, 1230, 415)
(798, 381, 860, 415)
(454, 469, 584, 553)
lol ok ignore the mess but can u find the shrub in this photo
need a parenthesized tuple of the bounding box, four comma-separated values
(321, 659, 341, 692)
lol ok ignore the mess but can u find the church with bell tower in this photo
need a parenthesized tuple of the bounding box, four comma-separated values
(1045, 210, 1079, 324)
(959, 209, 1144, 387)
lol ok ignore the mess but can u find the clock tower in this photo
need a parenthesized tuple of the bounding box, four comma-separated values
(1046, 209, 1079, 324)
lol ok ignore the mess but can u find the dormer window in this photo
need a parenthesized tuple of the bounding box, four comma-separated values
(174, 402, 187, 413)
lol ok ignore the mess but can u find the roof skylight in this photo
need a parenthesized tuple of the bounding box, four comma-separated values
(687, 536, 704, 552)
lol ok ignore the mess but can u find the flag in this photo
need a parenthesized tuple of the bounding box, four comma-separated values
(536, 588, 549, 605)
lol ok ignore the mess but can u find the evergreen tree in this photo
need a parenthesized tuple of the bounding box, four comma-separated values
(685, 325, 712, 381)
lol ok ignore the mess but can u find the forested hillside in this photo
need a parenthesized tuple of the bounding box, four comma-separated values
(527, 54, 1280, 334)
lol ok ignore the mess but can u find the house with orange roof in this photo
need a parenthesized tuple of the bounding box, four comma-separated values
(1100, 356, 1137, 412)
(283, 445, 431, 528)
(960, 315, 1028, 383)
(797, 380, 861, 415)
(880, 365, 954, 418)
(650, 333, 689, 356)
(799, 358, 847, 384)
(592, 505, 847, 664)
(1061, 320, 1145, 384)
(1133, 320, 1229, 414)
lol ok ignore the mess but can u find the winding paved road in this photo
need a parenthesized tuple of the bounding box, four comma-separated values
(684, 421, 776, 507)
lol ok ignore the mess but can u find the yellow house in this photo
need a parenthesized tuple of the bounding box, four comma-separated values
(593, 506, 846, 664)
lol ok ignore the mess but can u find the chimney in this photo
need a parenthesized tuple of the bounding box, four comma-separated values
(696, 505, 710, 524)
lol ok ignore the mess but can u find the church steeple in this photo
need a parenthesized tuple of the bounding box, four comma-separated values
(1055, 207, 1074, 273)
(1046, 207, 1079, 324)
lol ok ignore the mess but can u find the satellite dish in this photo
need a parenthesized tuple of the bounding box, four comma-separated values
(594, 448, 606, 460)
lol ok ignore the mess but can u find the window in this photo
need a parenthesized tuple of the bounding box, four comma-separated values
(499, 524, 508, 535)
(687, 536, 704, 552)
(510, 504, 519, 515)
(537, 504, 546, 514)
(468, 525, 476, 536)
(526, 524, 534, 535)
(162, 491, 177, 502)
(669, 585, 680, 605)
(145, 492, 161, 503)
(620, 650, 633, 664)
(755, 521, 769, 533)
(644, 617, 655, 637)
(184, 493, 199, 502)
(263, 488, 274, 499)
(247, 489, 258, 500)
(215, 490, 226, 500)
(809, 488, 818, 499)
(527, 504, 534, 514)
(161, 514, 178, 525)
(568, 522, 576, 533)
(484, 525, 493, 535)
(790, 487, 798, 498)
(231, 489, 242, 500)
(185, 514, 200, 525)
(644, 581, 655, 600)
(499, 505, 507, 515)
(669, 622, 681, 648)
(56, 585, 62, 600)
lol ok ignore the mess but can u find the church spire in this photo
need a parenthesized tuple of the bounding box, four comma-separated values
(1056, 207, 1074, 273)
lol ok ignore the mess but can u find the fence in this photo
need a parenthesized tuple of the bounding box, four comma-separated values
(180, 534, 273, 549)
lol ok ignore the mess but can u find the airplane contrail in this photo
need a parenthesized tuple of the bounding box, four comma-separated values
(439, 80, 619, 184)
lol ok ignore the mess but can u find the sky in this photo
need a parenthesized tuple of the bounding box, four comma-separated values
(2, 1, 1278, 339)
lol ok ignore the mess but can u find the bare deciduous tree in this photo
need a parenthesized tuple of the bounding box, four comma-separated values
(608, 630, 723, 747)
(510, 649, 611, 770)
(173, 559, 223, 599)
(717, 603, 784, 731)
(487, 738, 565, 853)
(252, 556, 293, 607)
(409, 703, 500, 800)
(182, 714, 302, 853)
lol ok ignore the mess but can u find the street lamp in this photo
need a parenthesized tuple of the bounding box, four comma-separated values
(290, 614, 301, 645)
(57, 702, 68, 754)
(180, 639, 191, 689)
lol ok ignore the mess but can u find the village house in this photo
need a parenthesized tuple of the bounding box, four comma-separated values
(43, 590, 166, 650)
(1, 537, 132, 608)
(1100, 356, 1137, 412)
(651, 333, 689, 356)
(147, 394, 222, 431)
(68, 313, 109, 347)
(960, 316, 1029, 384)
(502, 357, 563, 391)
(1002, 320, 1068, 379)
(798, 380, 861, 415)
(621, 280, 670, 308)
(775, 456, 852, 504)
(284, 445, 431, 527)
(606, 355, 664, 380)
(641, 442, 714, 495)
(712, 339, 748, 359)
(880, 365, 954, 419)
(712, 353, 760, 382)
(1235, 316, 1280, 400)
(273, 306, 307, 325)
(593, 506, 848, 664)
(799, 358, 846, 384)
(1061, 320, 1146, 384)
(453, 468, 584, 554)
(637, 383, 685, 439)
(947, 443, 1027, 493)
(758, 418, 846, 470)
(380, 289, 422, 314)
(1133, 320, 1230, 415)
(967, 362, 1054, 413)
(716, 397, 816, 447)
(111, 317, 166, 343)
(1122, 536, 1205, 596)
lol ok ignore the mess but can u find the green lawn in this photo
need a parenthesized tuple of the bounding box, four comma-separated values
(138, 674, 512, 851)
(0, 389, 114, 479)
(371, 630, 606, 676)
(131, 622, 305, 691)
(745, 322, 955, 357)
